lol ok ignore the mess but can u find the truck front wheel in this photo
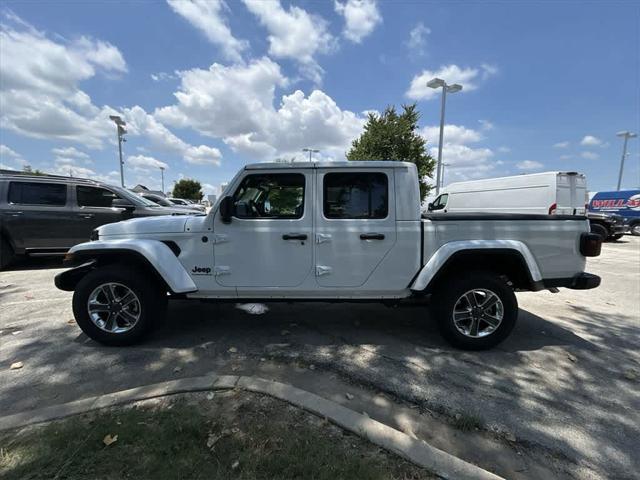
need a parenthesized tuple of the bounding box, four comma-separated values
(72, 264, 167, 346)
(432, 272, 518, 350)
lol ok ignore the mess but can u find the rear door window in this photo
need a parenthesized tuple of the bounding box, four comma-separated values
(76, 186, 120, 208)
(8, 182, 67, 206)
(323, 172, 388, 219)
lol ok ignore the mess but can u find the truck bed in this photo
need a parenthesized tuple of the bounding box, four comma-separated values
(421, 213, 589, 281)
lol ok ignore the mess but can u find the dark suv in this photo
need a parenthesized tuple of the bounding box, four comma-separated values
(0, 172, 198, 268)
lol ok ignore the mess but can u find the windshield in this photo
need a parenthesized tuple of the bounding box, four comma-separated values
(109, 186, 160, 207)
(144, 195, 173, 207)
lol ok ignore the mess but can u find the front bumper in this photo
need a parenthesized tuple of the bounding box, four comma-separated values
(543, 272, 601, 290)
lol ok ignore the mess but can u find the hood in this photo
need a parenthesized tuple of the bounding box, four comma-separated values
(98, 215, 189, 236)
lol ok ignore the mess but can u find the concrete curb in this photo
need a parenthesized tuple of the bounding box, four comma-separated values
(0, 375, 503, 480)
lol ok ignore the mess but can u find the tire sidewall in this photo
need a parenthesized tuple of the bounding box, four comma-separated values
(631, 223, 640, 236)
(433, 272, 518, 350)
(590, 223, 608, 240)
(0, 236, 15, 270)
(72, 264, 165, 346)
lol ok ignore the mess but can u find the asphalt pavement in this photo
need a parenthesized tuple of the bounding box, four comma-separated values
(1, 237, 638, 480)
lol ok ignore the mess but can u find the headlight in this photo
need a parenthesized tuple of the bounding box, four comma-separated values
(90, 229, 99, 241)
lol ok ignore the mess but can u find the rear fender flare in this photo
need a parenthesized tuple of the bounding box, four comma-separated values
(411, 240, 542, 292)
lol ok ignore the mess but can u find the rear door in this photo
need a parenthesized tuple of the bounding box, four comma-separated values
(556, 173, 586, 215)
(315, 169, 396, 287)
(3, 181, 72, 250)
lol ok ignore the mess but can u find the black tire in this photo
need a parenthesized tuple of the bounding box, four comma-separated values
(631, 223, 640, 237)
(590, 223, 608, 240)
(72, 263, 167, 346)
(0, 236, 15, 270)
(431, 271, 518, 350)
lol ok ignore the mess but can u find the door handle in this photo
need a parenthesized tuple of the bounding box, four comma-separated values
(78, 214, 95, 219)
(10, 211, 23, 217)
(360, 233, 385, 240)
(282, 233, 308, 240)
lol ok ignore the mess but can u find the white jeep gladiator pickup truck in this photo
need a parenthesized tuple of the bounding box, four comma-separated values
(55, 161, 602, 350)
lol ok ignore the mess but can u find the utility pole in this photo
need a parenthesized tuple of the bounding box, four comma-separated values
(302, 148, 320, 162)
(160, 166, 165, 193)
(616, 131, 637, 190)
(426, 78, 462, 195)
(109, 115, 127, 187)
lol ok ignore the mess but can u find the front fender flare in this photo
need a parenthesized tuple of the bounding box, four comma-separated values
(410, 240, 542, 292)
(62, 239, 197, 294)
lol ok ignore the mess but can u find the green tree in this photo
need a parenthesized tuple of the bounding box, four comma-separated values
(346, 104, 435, 200)
(173, 179, 203, 201)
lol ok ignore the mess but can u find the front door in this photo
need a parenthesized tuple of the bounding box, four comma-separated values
(213, 170, 313, 288)
(315, 169, 396, 287)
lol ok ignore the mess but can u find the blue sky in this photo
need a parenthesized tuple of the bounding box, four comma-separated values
(1, 0, 638, 196)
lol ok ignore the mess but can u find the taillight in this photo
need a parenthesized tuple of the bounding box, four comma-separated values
(548, 203, 557, 215)
(580, 232, 602, 257)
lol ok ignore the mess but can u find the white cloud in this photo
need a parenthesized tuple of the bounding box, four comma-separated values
(155, 58, 365, 161)
(334, 0, 381, 43)
(581, 151, 599, 160)
(421, 124, 483, 145)
(406, 64, 497, 100)
(478, 119, 494, 131)
(517, 160, 544, 171)
(51, 146, 90, 160)
(127, 154, 169, 172)
(580, 135, 602, 146)
(0, 144, 27, 169)
(242, 0, 336, 83)
(0, 13, 126, 148)
(553, 141, 569, 148)
(421, 124, 496, 183)
(0, 144, 21, 158)
(406, 22, 430, 55)
(123, 106, 222, 166)
(150, 71, 176, 82)
(167, 0, 248, 63)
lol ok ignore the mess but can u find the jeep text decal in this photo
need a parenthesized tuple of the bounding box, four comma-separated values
(192, 266, 212, 275)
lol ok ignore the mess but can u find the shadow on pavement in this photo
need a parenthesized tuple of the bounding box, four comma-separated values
(1, 299, 638, 479)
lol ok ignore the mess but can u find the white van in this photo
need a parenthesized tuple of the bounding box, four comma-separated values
(427, 172, 587, 215)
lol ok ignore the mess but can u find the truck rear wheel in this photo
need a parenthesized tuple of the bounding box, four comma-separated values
(432, 271, 518, 350)
(631, 222, 640, 236)
(72, 264, 167, 346)
(0, 236, 15, 270)
(590, 223, 608, 240)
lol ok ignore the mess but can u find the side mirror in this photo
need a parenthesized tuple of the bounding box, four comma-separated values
(427, 202, 434, 211)
(113, 198, 135, 212)
(219, 196, 234, 223)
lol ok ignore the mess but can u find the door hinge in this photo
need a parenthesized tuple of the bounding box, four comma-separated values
(213, 266, 231, 276)
(213, 234, 228, 244)
(316, 233, 332, 244)
(315, 265, 332, 276)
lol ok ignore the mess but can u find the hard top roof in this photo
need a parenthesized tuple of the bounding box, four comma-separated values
(244, 161, 414, 170)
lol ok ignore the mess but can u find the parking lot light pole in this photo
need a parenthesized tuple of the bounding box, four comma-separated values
(427, 78, 462, 195)
(302, 148, 320, 162)
(616, 131, 637, 191)
(160, 166, 165, 193)
(109, 115, 127, 187)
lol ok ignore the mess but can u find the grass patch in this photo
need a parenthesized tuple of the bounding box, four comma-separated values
(0, 391, 434, 480)
(451, 412, 484, 432)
